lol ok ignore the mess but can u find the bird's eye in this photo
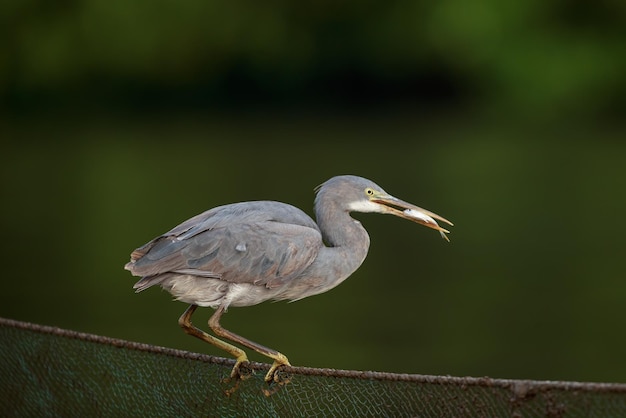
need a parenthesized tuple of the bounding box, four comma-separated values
(365, 188, 375, 196)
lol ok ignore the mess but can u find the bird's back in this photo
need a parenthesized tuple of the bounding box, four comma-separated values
(125, 201, 323, 296)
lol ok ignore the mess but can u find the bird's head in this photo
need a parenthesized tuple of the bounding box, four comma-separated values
(316, 175, 453, 241)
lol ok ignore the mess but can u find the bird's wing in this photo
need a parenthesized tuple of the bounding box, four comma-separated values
(126, 201, 322, 289)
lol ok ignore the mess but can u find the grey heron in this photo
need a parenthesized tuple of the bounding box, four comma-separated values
(125, 175, 452, 382)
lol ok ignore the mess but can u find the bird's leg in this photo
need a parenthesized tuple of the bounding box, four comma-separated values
(208, 305, 291, 382)
(178, 304, 250, 379)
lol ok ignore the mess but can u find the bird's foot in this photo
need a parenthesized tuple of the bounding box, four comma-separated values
(262, 363, 292, 396)
(222, 358, 254, 396)
(228, 356, 253, 380)
(263, 353, 291, 383)
(261, 354, 292, 396)
(234, 361, 254, 380)
(223, 356, 252, 385)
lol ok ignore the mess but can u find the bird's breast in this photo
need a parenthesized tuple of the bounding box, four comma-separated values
(159, 274, 287, 308)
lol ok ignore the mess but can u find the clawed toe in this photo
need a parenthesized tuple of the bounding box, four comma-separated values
(262, 364, 292, 396)
(263, 359, 291, 383)
(229, 359, 253, 381)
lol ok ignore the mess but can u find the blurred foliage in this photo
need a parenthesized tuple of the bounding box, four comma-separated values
(1, 0, 625, 385)
(2, 0, 625, 117)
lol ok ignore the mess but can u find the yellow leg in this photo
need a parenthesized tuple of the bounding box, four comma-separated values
(208, 305, 291, 382)
(178, 305, 249, 378)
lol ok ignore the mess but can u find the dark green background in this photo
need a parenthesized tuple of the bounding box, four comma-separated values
(2, 1, 625, 383)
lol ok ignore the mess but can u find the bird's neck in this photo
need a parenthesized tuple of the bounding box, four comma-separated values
(277, 203, 371, 302)
(315, 203, 371, 270)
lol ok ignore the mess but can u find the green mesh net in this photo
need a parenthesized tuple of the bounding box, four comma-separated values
(1, 317, 625, 417)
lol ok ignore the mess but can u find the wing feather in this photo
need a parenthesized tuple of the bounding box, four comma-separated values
(126, 201, 322, 290)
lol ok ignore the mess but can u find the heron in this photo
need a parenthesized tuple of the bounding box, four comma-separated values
(125, 175, 452, 382)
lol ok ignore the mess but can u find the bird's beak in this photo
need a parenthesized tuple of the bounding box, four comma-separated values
(371, 194, 453, 241)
